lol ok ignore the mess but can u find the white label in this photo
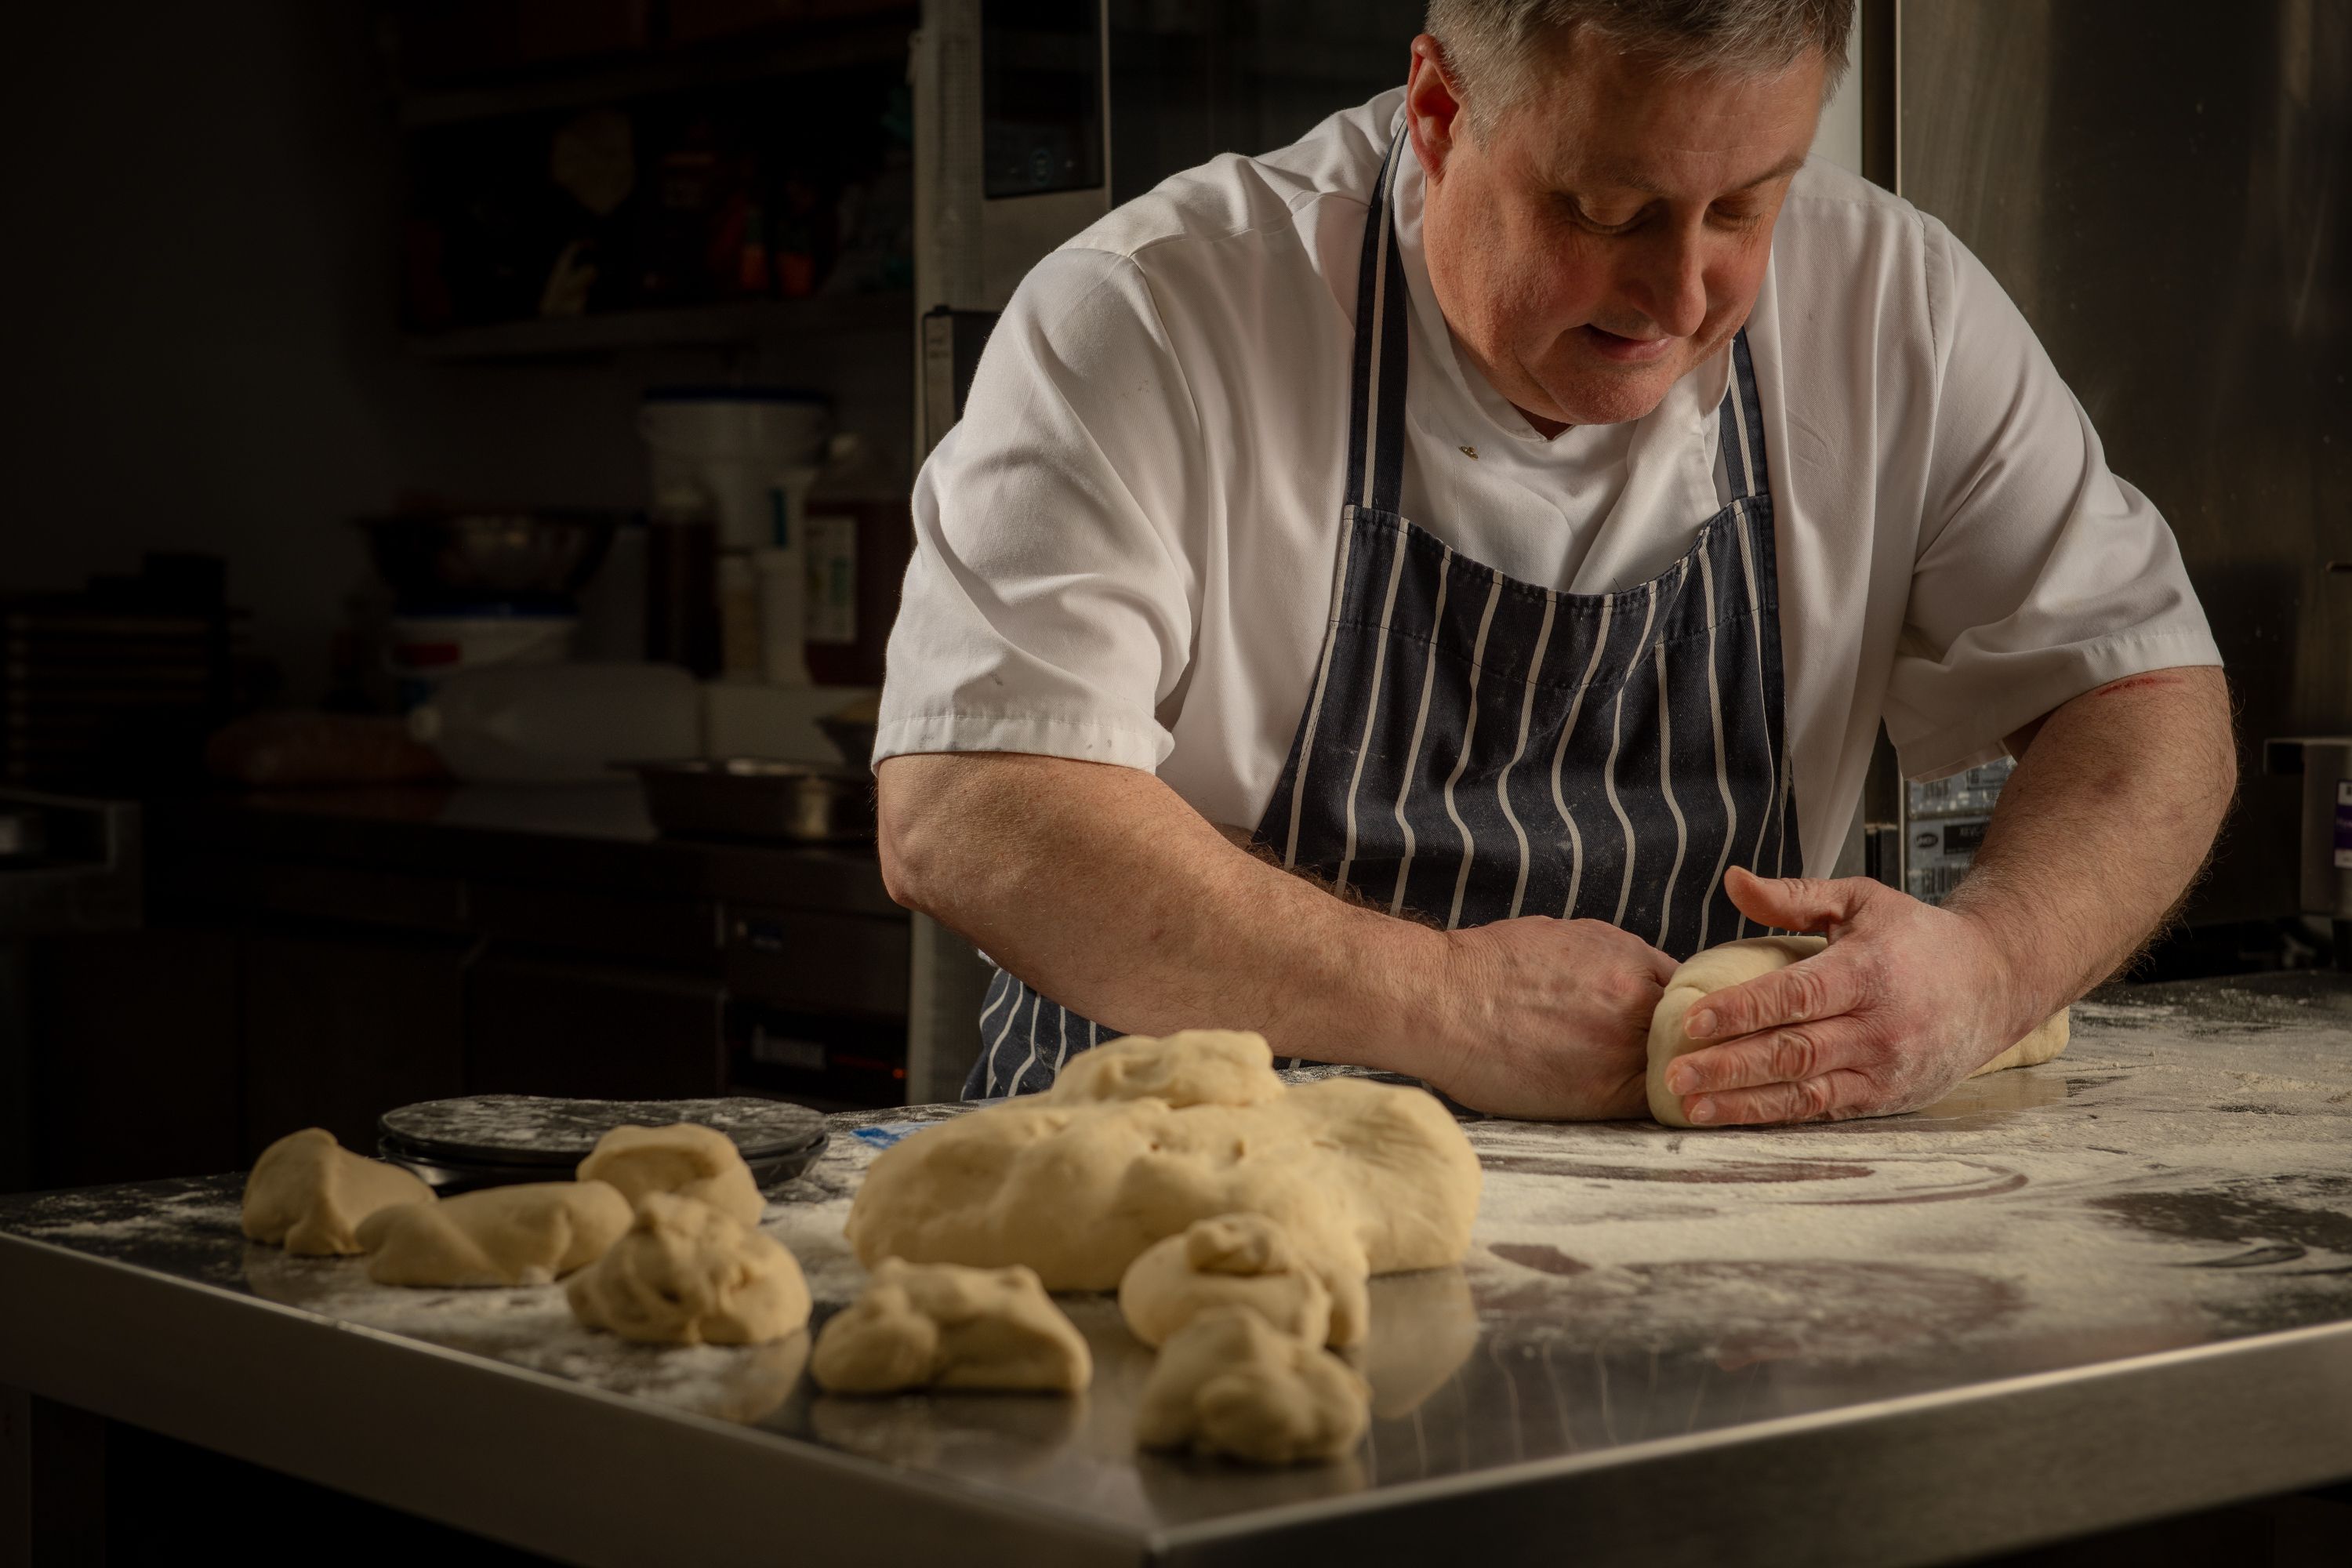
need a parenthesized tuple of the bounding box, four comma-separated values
(804, 513, 858, 644)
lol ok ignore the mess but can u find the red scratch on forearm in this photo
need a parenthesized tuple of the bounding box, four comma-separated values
(2092, 672, 2190, 698)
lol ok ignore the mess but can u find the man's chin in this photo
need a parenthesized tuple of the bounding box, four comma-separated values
(1547, 370, 1679, 427)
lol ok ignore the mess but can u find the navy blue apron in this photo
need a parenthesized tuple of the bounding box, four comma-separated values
(968, 134, 1798, 1099)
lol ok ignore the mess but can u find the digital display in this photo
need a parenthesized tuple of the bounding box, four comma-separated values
(982, 0, 1105, 198)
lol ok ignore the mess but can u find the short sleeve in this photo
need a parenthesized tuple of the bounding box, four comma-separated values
(1882, 221, 2222, 781)
(876, 249, 1205, 772)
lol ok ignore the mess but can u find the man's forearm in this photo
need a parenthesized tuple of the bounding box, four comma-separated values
(875, 752, 1447, 1070)
(1944, 666, 2235, 1038)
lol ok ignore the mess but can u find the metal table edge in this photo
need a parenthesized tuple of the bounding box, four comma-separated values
(0, 1232, 1143, 1568)
(1144, 1316, 2352, 1567)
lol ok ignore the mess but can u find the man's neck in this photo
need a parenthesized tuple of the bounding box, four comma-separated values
(1515, 405, 1572, 441)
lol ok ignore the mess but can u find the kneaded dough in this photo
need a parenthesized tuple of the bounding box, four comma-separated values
(1646, 935, 2072, 1127)
(357, 1180, 631, 1287)
(844, 1029, 1480, 1291)
(810, 1258, 1091, 1394)
(1118, 1212, 1367, 1348)
(1134, 1305, 1369, 1465)
(575, 1122, 764, 1228)
(566, 1192, 809, 1345)
(241, 1127, 435, 1256)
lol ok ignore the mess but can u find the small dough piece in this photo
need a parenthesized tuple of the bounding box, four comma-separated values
(845, 1029, 1479, 1291)
(566, 1192, 809, 1345)
(575, 1122, 764, 1228)
(1135, 1305, 1369, 1465)
(1119, 1213, 1368, 1348)
(810, 1258, 1091, 1394)
(358, 1181, 631, 1287)
(1646, 935, 2073, 1127)
(241, 1127, 435, 1256)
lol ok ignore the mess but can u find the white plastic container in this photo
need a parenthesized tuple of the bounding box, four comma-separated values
(387, 611, 576, 682)
(637, 388, 829, 552)
(407, 662, 702, 784)
(754, 546, 811, 685)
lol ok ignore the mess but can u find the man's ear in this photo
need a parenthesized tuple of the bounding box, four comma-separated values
(1406, 34, 1467, 181)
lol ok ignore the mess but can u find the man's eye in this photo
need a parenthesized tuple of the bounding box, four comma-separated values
(1562, 198, 1639, 236)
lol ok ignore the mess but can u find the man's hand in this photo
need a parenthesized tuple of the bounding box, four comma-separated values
(1660, 866, 2028, 1125)
(1427, 917, 1678, 1120)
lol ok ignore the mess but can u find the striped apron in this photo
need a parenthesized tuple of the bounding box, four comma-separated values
(967, 135, 1798, 1099)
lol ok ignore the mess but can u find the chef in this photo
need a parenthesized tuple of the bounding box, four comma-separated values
(871, 0, 2234, 1124)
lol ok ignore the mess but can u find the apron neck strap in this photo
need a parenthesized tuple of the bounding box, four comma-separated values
(1716, 330, 1770, 503)
(1345, 132, 1414, 515)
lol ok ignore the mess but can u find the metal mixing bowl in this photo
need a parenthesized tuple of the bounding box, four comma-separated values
(360, 511, 625, 603)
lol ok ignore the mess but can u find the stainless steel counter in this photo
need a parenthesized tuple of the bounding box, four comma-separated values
(5, 974, 2352, 1566)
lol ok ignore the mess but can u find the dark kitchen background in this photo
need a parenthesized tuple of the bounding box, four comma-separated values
(0, 0, 1440, 1198)
(0, 0, 2344, 1197)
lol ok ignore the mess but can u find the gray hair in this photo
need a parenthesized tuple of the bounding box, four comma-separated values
(1425, 0, 1854, 132)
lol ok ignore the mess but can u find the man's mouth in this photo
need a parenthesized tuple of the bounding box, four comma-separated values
(1576, 325, 1678, 365)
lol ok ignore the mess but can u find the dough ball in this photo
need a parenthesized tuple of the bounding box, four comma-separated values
(358, 1180, 631, 1287)
(1044, 1029, 1285, 1108)
(575, 1122, 764, 1228)
(844, 1029, 1479, 1291)
(241, 1127, 435, 1256)
(1972, 1008, 2071, 1075)
(1135, 1305, 1368, 1465)
(1646, 935, 2074, 1127)
(566, 1192, 809, 1345)
(1646, 936, 1824, 1127)
(811, 1258, 1091, 1395)
(1118, 1213, 1368, 1348)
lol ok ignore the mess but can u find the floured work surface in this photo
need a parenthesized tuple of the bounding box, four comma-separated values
(5, 973, 2352, 1548)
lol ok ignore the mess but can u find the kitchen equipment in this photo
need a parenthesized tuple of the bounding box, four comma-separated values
(409, 662, 701, 783)
(637, 388, 829, 553)
(2, 555, 235, 790)
(801, 433, 909, 688)
(359, 511, 622, 605)
(630, 758, 873, 842)
(376, 1094, 828, 1193)
(2263, 737, 2352, 960)
(0, 791, 140, 935)
(385, 605, 578, 703)
(1893, 1, 2352, 927)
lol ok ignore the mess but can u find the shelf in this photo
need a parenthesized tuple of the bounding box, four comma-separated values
(405, 289, 912, 361)
(395, 19, 916, 131)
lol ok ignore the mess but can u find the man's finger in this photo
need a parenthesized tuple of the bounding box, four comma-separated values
(1684, 1068, 1878, 1127)
(1722, 866, 1871, 935)
(1665, 1018, 1871, 1097)
(1682, 950, 1867, 1041)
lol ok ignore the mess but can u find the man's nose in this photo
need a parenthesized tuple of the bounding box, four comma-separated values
(1621, 227, 1709, 339)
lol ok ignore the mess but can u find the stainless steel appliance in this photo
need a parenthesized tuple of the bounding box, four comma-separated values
(1883, 1, 2352, 930)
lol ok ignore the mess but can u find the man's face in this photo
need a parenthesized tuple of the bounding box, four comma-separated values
(1410, 32, 1826, 430)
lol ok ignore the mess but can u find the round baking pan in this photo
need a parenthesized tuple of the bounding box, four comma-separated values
(376, 1094, 828, 1192)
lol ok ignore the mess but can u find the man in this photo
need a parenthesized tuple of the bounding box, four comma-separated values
(873, 0, 2234, 1125)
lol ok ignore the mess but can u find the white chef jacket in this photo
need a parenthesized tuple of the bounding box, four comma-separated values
(877, 90, 2221, 875)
